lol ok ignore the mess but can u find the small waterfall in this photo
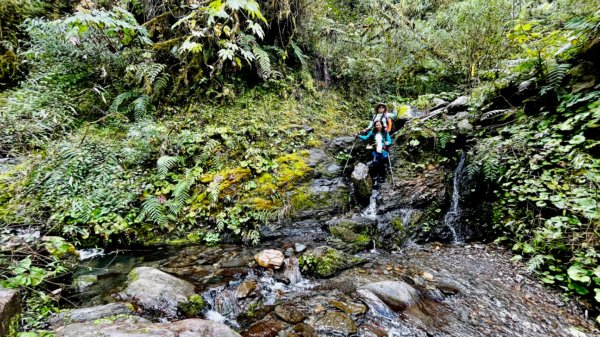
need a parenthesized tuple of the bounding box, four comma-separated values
(203, 285, 241, 327)
(283, 257, 303, 284)
(444, 151, 466, 243)
(362, 190, 379, 220)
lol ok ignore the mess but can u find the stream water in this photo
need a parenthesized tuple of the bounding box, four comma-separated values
(443, 151, 466, 244)
(60, 148, 598, 336)
(69, 241, 596, 336)
(66, 176, 596, 336)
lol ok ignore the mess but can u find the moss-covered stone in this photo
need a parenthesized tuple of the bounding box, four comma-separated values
(299, 246, 365, 278)
(328, 220, 372, 253)
(178, 294, 207, 318)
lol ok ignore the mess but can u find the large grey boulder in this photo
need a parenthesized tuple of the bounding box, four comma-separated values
(54, 318, 241, 337)
(48, 303, 139, 327)
(121, 267, 195, 318)
(328, 136, 355, 154)
(446, 96, 469, 114)
(0, 287, 20, 337)
(351, 162, 372, 203)
(457, 119, 473, 133)
(357, 281, 419, 312)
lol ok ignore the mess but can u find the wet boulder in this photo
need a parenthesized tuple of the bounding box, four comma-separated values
(328, 136, 355, 154)
(315, 311, 357, 335)
(329, 300, 367, 315)
(0, 287, 20, 337)
(54, 318, 241, 337)
(275, 303, 307, 323)
(327, 220, 371, 253)
(430, 98, 449, 111)
(48, 303, 138, 327)
(254, 249, 285, 269)
(235, 280, 258, 299)
(358, 281, 419, 312)
(243, 319, 287, 337)
(457, 119, 473, 133)
(351, 162, 372, 203)
(298, 246, 365, 278)
(120, 266, 196, 318)
(446, 96, 469, 114)
(72, 274, 98, 293)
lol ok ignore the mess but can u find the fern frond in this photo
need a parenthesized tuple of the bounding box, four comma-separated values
(547, 63, 570, 89)
(153, 74, 171, 95)
(291, 41, 308, 68)
(525, 254, 552, 273)
(141, 196, 167, 225)
(157, 155, 180, 177)
(132, 94, 154, 120)
(252, 44, 272, 80)
(207, 175, 224, 204)
(110, 91, 138, 112)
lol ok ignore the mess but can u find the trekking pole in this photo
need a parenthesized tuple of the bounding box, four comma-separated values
(342, 138, 358, 175)
(387, 154, 396, 186)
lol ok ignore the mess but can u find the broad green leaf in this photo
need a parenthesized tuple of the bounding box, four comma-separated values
(567, 264, 591, 283)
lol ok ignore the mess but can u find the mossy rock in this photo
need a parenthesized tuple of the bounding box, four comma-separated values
(390, 210, 423, 246)
(179, 294, 207, 318)
(328, 220, 372, 253)
(299, 246, 365, 278)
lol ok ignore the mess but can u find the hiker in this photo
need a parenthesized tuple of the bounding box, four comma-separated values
(363, 103, 398, 134)
(356, 120, 392, 184)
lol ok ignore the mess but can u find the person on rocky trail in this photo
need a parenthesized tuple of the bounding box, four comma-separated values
(356, 120, 392, 184)
(363, 102, 398, 134)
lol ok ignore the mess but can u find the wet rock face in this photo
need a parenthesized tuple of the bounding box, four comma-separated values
(327, 219, 371, 253)
(243, 319, 287, 337)
(254, 249, 285, 269)
(275, 303, 307, 323)
(351, 162, 372, 203)
(298, 246, 365, 278)
(328, 300, 366, 315)
(54, 318, 241, 337)
(358, 281, 419, 311)
(315, 311, 357, 335)
(0, 287, 20, 337)
(120, 267, 196, 318)
(446, 96, 469, 114)
(48, 303, 137, 327)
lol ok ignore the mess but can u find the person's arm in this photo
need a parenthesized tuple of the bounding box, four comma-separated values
(358, 131, 373, 141)
(388, 108, 398, 119)
(384, 132, 392, 146)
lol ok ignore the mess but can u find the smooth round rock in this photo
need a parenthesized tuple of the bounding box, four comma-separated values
(315, 311, 357, 335)
(275, 303, 307, 323)
(329, 300, 367, 315)
(254, 249, 285, 269)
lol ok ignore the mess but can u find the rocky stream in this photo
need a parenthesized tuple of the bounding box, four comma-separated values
(4, 123, 600, 337)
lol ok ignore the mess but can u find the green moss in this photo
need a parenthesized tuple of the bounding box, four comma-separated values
(329, 222, 371, 253)
(299, 246, 365, 278)
(127, 269, 139, 282)
(179, 294, 207, 318)
(290, 187, 316, 211)
(92, 314, 136, 325)
(8, 313, 20, 337)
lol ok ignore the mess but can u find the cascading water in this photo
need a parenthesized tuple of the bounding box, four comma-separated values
(362, 189, 379, 220)
(444, 150, 466, 243)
